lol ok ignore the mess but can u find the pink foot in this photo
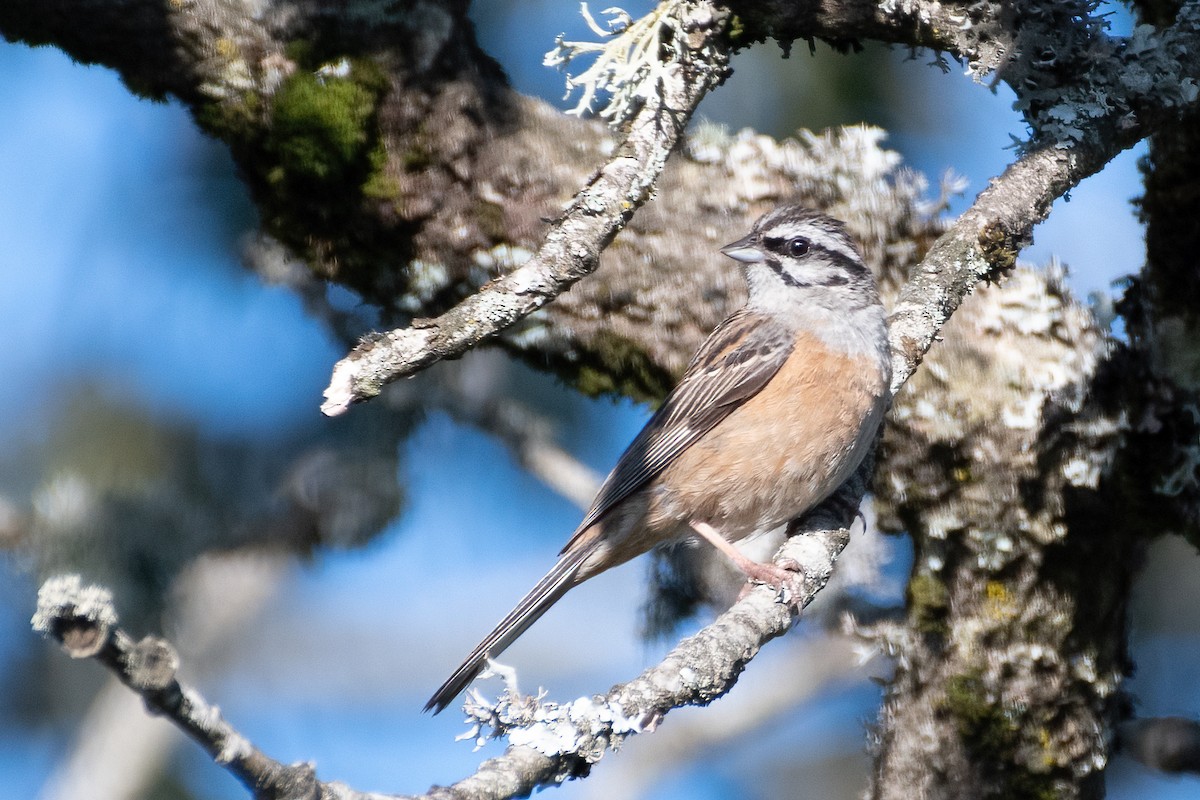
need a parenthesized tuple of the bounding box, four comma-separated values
(690, 520, 803, 597)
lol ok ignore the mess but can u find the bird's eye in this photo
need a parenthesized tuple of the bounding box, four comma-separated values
(788, 237, 810, 257)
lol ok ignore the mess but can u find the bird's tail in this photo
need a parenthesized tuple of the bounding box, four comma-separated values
(424, 542, 598, 714)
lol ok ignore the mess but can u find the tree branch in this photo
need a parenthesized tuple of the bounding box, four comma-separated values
(887, 142, 1109, 391)
(32, 576, 345, 800)
(320, 0, 1200, 412)
(1119, 717, 1200, 775)
(37, 555, 290, 800)
(320, 1, 733, 415)
(577, 632, 875, 799)
(415, 479, 865, 799)
(32, 494, 858, 800)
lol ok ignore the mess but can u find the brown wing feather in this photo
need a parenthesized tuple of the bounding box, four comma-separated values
(562, 309, 793, 552)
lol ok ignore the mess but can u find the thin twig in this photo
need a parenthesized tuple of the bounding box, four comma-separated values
(38, 555, 291, 800)
(1119, 717, 1200, 775)
(32, 576, 356, 800)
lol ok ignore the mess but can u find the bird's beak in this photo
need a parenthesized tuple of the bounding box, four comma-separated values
(720, 234, 765, 264)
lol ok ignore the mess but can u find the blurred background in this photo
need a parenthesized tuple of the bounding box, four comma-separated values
(2, 2, 1196, 798)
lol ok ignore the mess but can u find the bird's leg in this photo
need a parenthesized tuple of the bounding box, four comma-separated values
(689, 520, 800, 590)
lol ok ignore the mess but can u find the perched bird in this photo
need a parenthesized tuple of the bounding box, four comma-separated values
(425, 206, 892, 714)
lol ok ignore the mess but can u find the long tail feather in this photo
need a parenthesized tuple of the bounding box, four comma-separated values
(424, 543, 597, 714)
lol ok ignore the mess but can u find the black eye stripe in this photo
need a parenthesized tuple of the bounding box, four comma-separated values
(762, 242, 870, 288)
(762, 234, 862, 267)
(767, 237, 868, 271)
(763, 236, 810, 253)
(820, 245, 870, 275)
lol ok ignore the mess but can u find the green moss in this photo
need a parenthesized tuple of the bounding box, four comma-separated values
(193, 54, 400, 289)
(570, 334, 676, 405)
(269, 68, 379, 184)
(908, 571, 950, 635)
(194, 91, 262, 141)
(945, 671, 1013, 750)
(728, 14, 746, 41)
(362, 140, 401, 200)
(942, 672, 1060, 800)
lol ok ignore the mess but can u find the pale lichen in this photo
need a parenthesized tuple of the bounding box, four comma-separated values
(31, 575, 119, 638)
(544, 2, 695, 124)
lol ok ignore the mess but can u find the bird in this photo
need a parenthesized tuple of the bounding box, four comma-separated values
(425, 205, 892, 714)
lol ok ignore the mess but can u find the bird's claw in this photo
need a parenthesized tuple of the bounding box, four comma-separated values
(736, 558, 803, 602)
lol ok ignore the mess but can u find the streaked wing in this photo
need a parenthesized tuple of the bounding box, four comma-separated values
(564, 309, 793, 550)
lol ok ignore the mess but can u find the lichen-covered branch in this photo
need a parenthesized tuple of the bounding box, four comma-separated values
(885, 0, 1200, 390)
(887, 143, 1107, 391)
(33, 496, 857, 800)
(32, 576, 340, 800)
(417, 500, 861, 800)
(575, 632, 874, 799)
(870, 264, 1133, 800)
(319, 1, 732, 414)
(37, 555, 290, 800)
